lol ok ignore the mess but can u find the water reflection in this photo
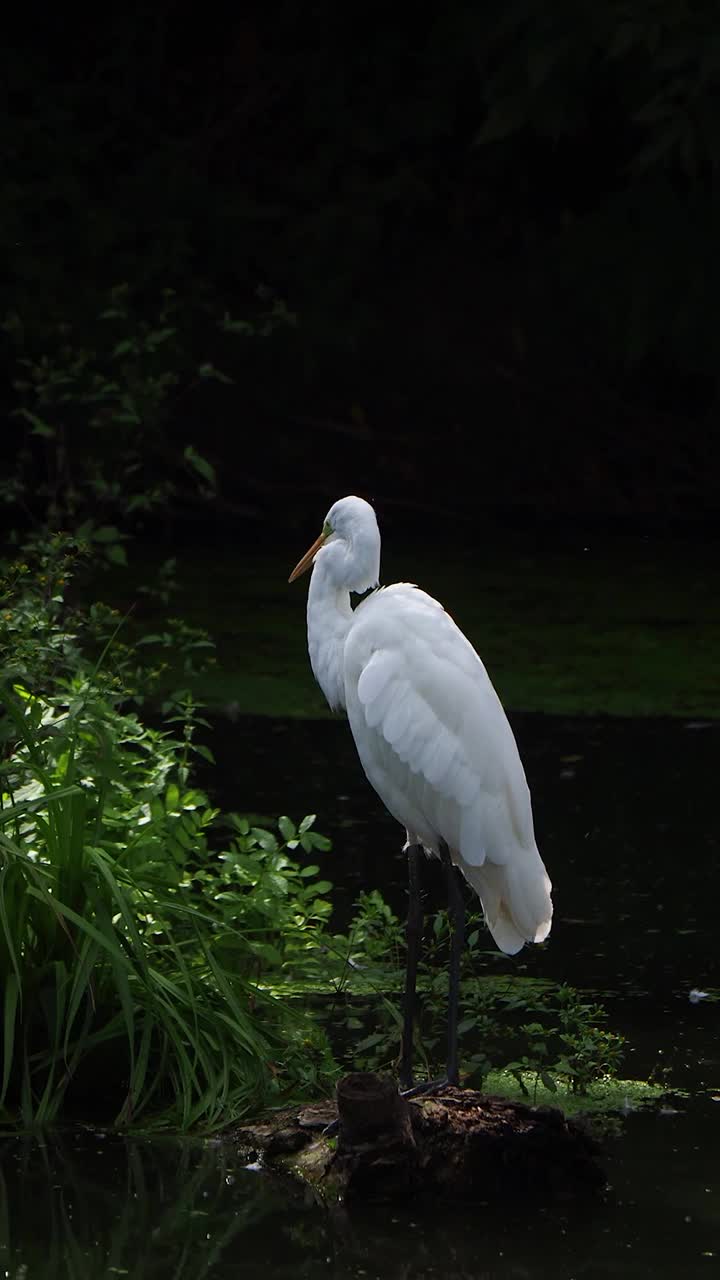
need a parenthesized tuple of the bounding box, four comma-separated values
(0, 1133, 317, 1279)
(0, 1115, 718, 1279)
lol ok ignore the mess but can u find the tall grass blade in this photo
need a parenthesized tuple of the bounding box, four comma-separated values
(1, 973, 19, 1105)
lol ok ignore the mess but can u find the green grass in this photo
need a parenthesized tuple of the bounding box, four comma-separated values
(111, 534, 720, 719)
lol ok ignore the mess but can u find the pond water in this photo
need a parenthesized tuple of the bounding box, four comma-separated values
(2, 714, 719, 1278)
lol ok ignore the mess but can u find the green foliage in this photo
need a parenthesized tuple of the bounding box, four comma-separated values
(2, 284, 294, 544)
(505, 985, 624, 1099)
(188, 814, 334, 984)
(0, 530, 216, 708)
(0, 536, 337, 1128)
(323, 894, 626, 1099)
(481, 1068, 670, 1120)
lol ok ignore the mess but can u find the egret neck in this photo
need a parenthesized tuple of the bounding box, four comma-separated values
(306, 553, 355, 713)
(304, 503, 381, 713)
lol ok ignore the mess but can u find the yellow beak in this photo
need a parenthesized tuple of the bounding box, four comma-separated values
(288, 531, 327, 583)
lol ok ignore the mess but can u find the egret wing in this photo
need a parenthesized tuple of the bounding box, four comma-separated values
(345, 585, 552, 952)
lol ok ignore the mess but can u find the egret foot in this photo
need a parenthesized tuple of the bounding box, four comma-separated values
(401, 1076, 456, 1100)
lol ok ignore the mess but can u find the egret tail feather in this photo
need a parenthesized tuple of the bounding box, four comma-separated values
(458, 856, 552, 956)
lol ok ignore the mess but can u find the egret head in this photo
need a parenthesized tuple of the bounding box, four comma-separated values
(288, 495, 380, 593)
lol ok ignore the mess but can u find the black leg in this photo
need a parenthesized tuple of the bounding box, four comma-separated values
(400, 843, 423, 1090)
(443, 843, 465, 1087)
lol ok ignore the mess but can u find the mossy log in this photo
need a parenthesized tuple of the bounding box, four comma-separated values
(231, 1071, 605, 1204)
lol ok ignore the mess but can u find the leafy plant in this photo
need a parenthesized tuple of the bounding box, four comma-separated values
(2, 284, 294, 548)
(0, 536, 338, 1128)
(188, 814, 333, 985)
(322, 895, 626, 1098)
(0, 675, 340, 1128)
(0, 529, 218, 711)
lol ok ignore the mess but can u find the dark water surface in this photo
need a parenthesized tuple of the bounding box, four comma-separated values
(2, 714, 719, 1278)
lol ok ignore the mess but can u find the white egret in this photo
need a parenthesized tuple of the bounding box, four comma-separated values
(289, 495, 552, 1088)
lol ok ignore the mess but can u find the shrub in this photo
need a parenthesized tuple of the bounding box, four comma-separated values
(0, 537, 335, 1127)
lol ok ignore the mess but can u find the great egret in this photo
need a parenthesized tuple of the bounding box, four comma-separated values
(289, 495, 552, 1088)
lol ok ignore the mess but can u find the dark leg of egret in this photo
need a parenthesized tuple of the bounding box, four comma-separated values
(444, 849, 466, 1087)
(400, 840, 466, 1093)
(400, 843, 423, 1090)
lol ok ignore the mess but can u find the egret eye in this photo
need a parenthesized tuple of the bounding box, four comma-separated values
(322, 520, 333, 538)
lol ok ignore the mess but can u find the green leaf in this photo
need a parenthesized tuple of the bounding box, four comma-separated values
(198, 362, 234, 384)
(249, 940, 283, 966)
(250, 827, 278, 852)
(92, 525, 122, 544)
(266, 872, 290, 896)
(146, 327, 175, 347)
(278, 816, 296, 842)
(300, 832, 332, 853)
(13, 408, 56, 437)
(184, 446, 216, 487)
(356, 1032, 386, 1052)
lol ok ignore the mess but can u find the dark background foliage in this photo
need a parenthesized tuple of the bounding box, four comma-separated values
(3, 0, 719, 535)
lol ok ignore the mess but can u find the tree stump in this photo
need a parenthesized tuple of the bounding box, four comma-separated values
(336, 1071, 414, 1145)
(231, 1073, 605, 1205)
(333, 1071, 419, 1199)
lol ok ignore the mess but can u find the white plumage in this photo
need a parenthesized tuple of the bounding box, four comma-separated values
(289, 495, 552, 957)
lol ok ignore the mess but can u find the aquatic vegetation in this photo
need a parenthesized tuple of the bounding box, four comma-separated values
(318, 892, 628, 1103)
(480, 1070, 671, 1119)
